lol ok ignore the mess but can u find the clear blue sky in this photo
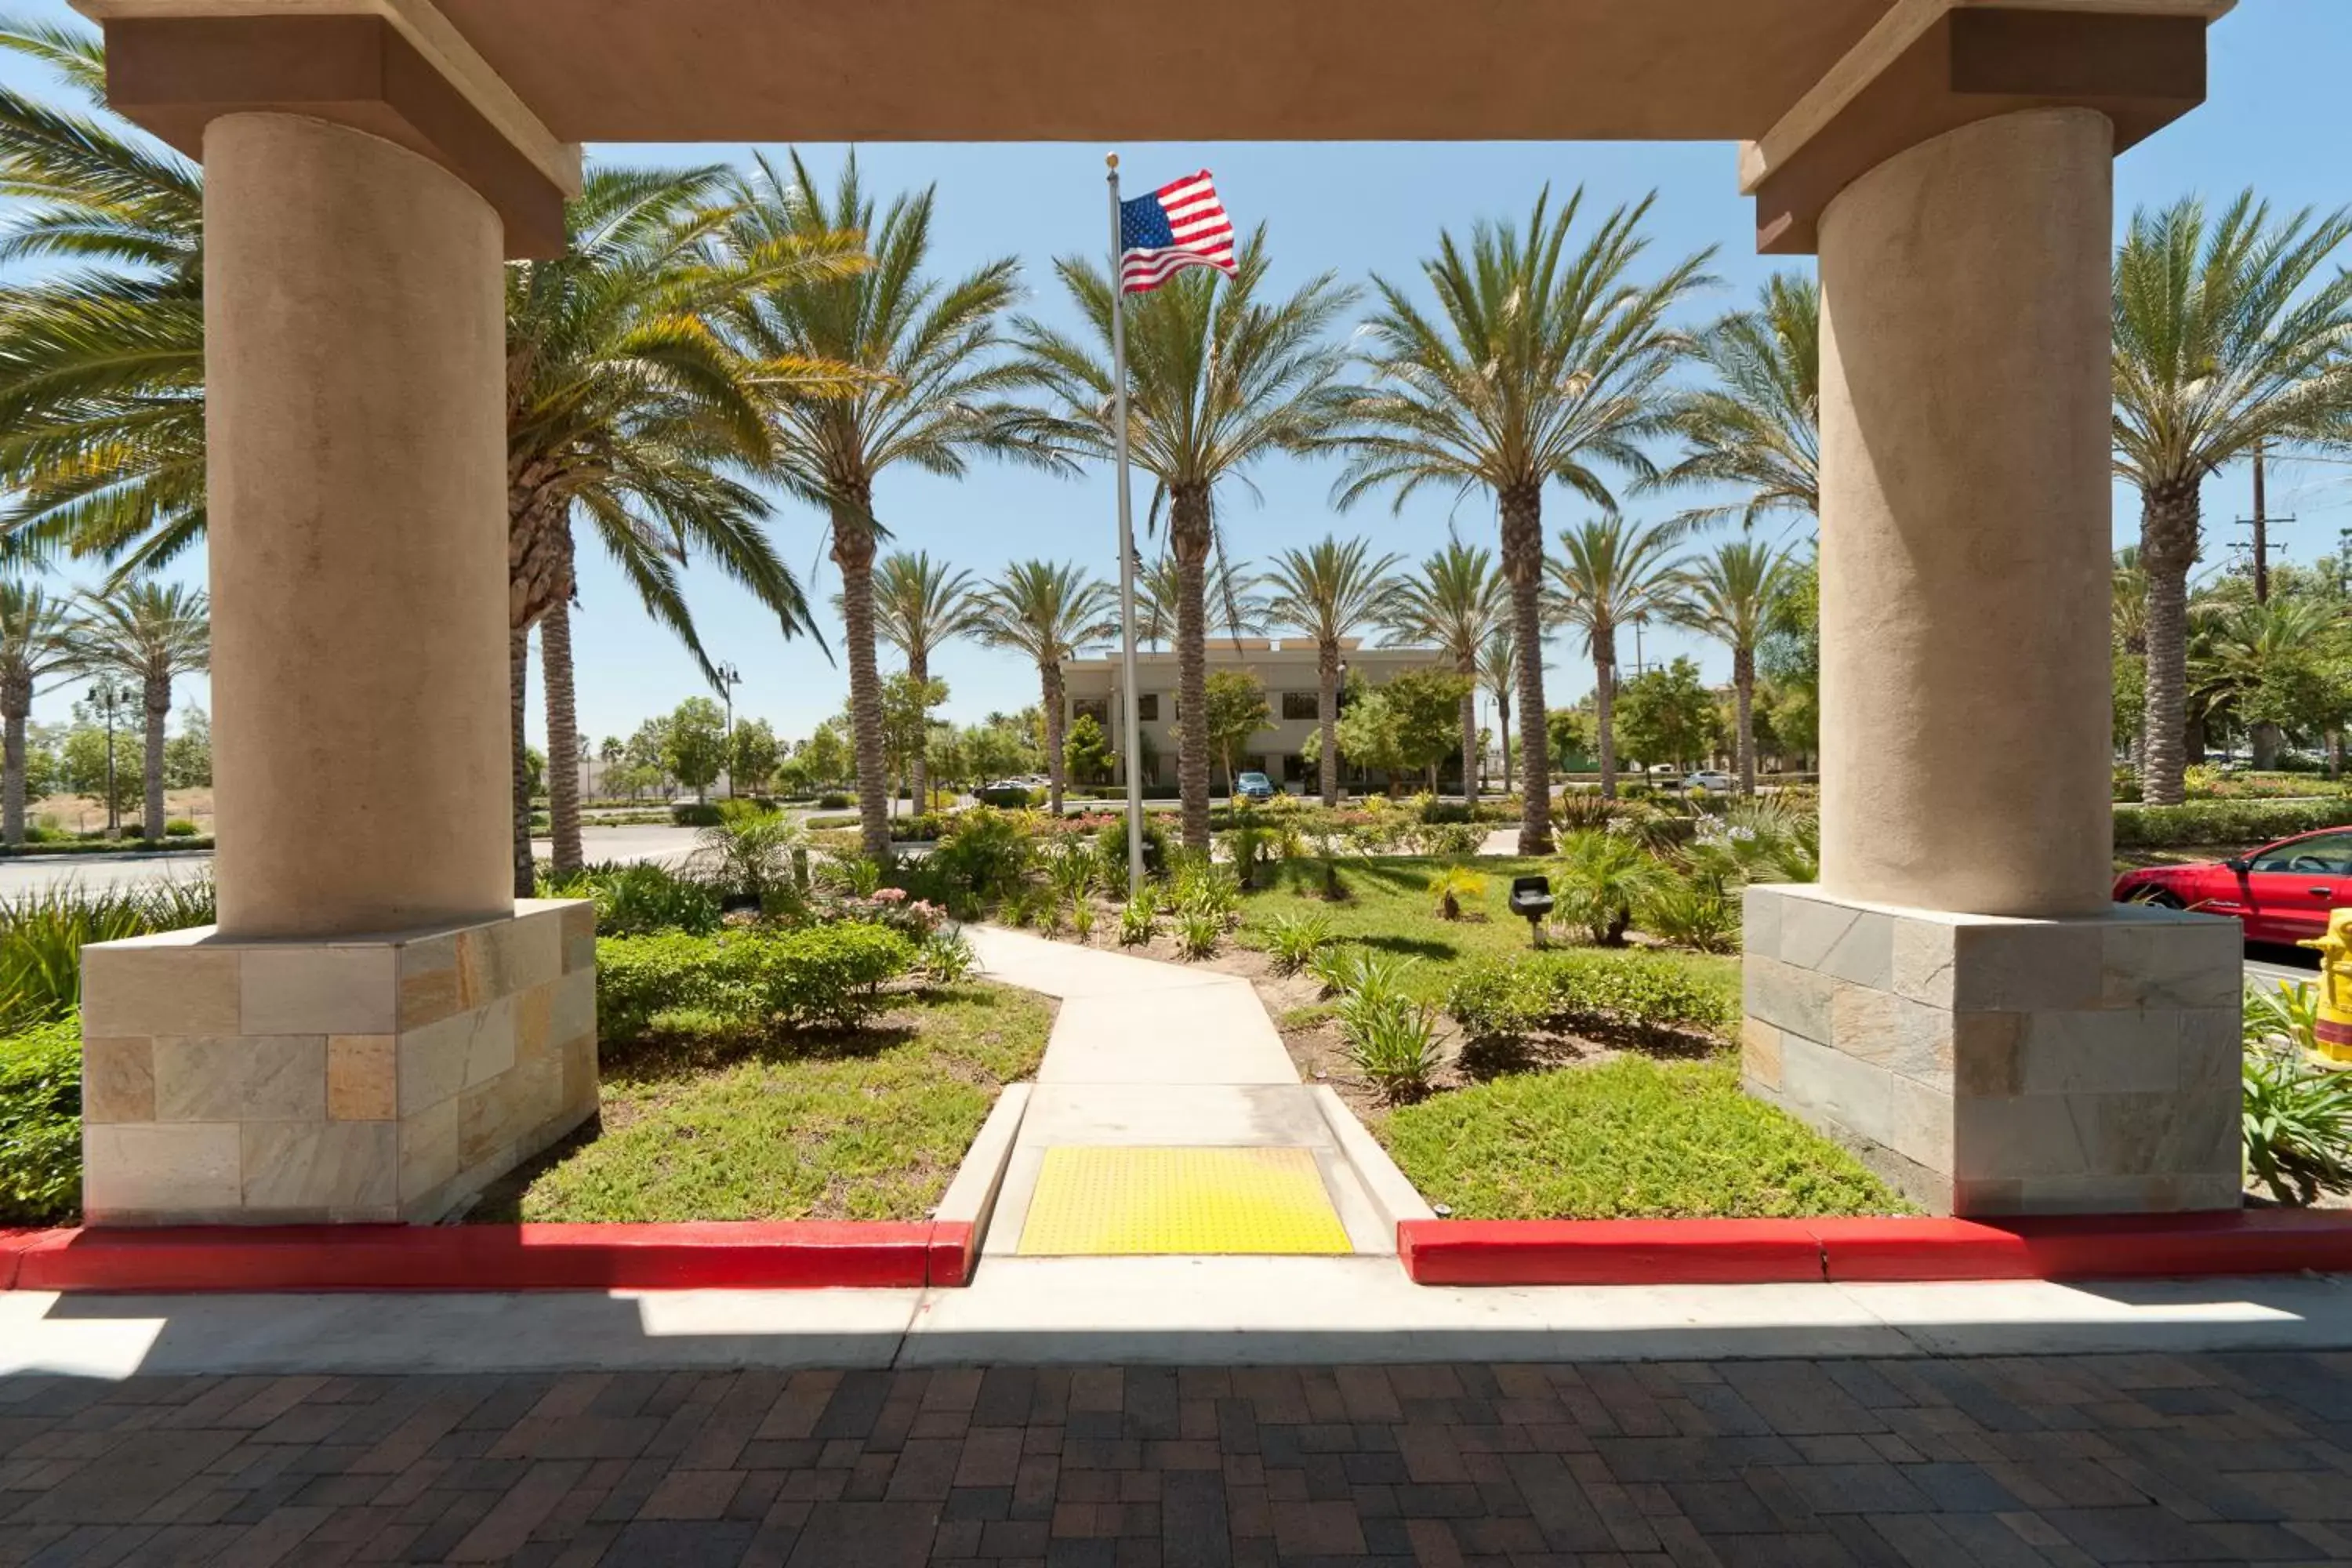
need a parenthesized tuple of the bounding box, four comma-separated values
(5, 1, 2350, 747)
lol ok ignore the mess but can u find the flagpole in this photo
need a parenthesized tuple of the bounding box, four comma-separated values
(1107, 152, 1145, 897)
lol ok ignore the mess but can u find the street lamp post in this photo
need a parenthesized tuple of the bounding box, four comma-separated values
(93, 673, 124, 838)
(716, 662, 741, 798)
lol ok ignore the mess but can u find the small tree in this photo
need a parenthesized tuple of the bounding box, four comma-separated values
(878, 672, 949, 809)
(798, 720, 853, 789)
(162, 705, 210, 789)
(1192, 670, 1272, 794)
(661, 697, 729, 801)
(1547, 708, 1596, 775)
(965, 717, 1038, 785)
(728, 718, 782, 797)
(1336, 671, 1473, 794)
(1613, 657, 1723, 773)
(1063, 712, 1112, 787)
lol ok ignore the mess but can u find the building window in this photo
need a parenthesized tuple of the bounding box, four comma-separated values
(1280, 691, 1319, 720)
(1072, 697, 1109, 726)
(1137, 694, 1160, 722)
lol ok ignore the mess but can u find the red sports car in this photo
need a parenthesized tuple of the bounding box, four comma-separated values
(2113, 827, 2352, 944)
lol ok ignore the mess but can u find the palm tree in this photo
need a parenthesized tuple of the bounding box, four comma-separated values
(0, 20, 203, 572)
(866, 550, 987, 809)
(1647, 273, 1820, 535)
(1334, 188, 1715, 851)
(974, 561, 1116, 816)
(1668, 539, 1797, 795)
(71, 579, 206, 844)
(1011, 231, 1356, 851)
(1261, 537, 1405, 807)
(2192, 594, 2340, 771)
(1476, 626, 1519, 796)
(1135, 550, 1266, 652)
(505, 165, 855, 890)
(724, 152, 1040, 859)
(2114, 191, 2352, 804)
(0, 27, 858, 889)
(0, 582, 78, 844)
(1548, 517, 1690, 799)
(1384, 540, 1505, 803)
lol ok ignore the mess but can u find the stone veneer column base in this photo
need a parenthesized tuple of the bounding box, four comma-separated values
(79, 898, 596, 1225)
(1741, 884, 2241, 1217)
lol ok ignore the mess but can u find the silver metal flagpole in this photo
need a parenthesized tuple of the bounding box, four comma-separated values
(1106, 153, 1145, 897)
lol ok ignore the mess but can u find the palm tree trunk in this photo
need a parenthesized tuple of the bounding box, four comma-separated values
(1496, 691, 1512, 797)
(909, 649, 930, 813)
(1733, 645, 1757, 797)
(2329, 729, 2342, 779)
(1594, 623, 1619, 802)
(1041, 660, 1067, 817)
(509, 624, 535, 898)
(1317, 641, 1341, 808)
(2140, 481, 2198, 807)
(540, 597, 584, 877)
(1171, 487, 1214, 852)
(1501, 485, 1552, 855)
(141, 672, 168, 845)
(2252, 721, 2281, 772)
(834, 499, 891, 859)
(1457, 652, 1479, 806)
(3, 678, 28, 848)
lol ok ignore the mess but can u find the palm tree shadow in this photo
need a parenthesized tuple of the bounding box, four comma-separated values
(1348, 934, 1456, 960)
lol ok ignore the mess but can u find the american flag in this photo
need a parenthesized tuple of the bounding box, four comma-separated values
(1118, 170, 1237, 293)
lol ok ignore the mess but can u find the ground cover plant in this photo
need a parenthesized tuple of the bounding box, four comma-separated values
(1381, 1057, 1904, 1220)
(474, 982, 1050, 1223)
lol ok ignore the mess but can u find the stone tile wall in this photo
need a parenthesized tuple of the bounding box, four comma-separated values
(1741, 884, 2241, 1215)
(80, 898, 597, 1225)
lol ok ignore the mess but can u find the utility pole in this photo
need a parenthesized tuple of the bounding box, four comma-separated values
(2236, 441, 2294, 601)
(715, 662, 741, 798)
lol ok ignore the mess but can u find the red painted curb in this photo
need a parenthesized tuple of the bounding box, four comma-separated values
(1, 1221, 956, 1293)
(1399, 1211, 2352, 1286)
(1398, 1218, 1826, 1285)
(927, 1221, 977, 1289)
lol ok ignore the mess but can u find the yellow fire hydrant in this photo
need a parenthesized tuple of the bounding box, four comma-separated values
(2296, 909, 2352, 1065)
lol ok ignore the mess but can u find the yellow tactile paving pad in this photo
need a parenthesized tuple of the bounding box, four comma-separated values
(1018, 1146, 1353, 1256)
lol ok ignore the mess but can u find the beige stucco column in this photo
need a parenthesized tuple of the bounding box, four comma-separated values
(205, 113, 513, 938)
(1816, 108, 2116, 920)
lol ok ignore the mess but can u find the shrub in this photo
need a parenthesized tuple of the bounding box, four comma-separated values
(1552, 830, 1672, 945)
(543, 861, 720, 937)
(1261, 910, 1333, 975)
(1428, 865, 1486, 920)
(2243, 1040, 2352, 1204)
(1175, 908, 1221, 960)
(689, 803, 806, 910)
(0, 1013, 82, 1225)
(975, 784, 1039, 808)
(1069, 898, 1097, 941)
(1638, 878, 1741, 953)
(1340, 993, 1443, 1103)
(597, 924, 914, 1038)
(916, 930, 980, 985)
(815, 791, 854, 810)
(1118, 897, 1156, 946)
(670, 801, 725, 827)
(1415, 822, 1484, 857)
(1093, 815, 1170, 886)
(1169, 859, 1241, 925)
(931, 808, 1034, 904)
(0, 880, 218, 1034)
(2114, 797, 2352, 849)
(1446, 949, 1737, 1042)
(163, 818, 199, 837)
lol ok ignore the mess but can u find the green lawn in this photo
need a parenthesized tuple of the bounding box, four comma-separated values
(473, 982, 1051, 1224)
(1381, 1057, 1909, 1220)
(1235, 854, 1740, 1006)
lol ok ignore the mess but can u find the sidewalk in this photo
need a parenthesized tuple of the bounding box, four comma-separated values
(960, 927, 1423, 1262)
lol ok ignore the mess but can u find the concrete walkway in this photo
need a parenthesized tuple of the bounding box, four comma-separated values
(960, 927, 1426, 1263)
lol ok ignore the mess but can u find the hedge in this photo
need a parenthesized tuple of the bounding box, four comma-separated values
(597, 924, 914, 1037)
(0, 1014, 82, 1225)
(2112, 796, 2352, 849)
(1446, 949, 1739, 1042)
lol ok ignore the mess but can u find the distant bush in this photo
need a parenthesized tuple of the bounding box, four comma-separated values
(931, 808, 1033, 904)
(597, 924, 914, 1038)
(542, 861, 720, 937)
(1093, 815, 1170, 885)
(0, 1013, 81, 1225)
(1446, 949, 1737, 1043)
(2113, 797, 2352, 848)
(669, 801, 724, 827)
(815, 791, 854, 810)
(163, 818, 199, 837)
(975, 785, 1044, 809)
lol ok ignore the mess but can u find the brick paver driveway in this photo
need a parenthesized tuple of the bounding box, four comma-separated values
(5, 1354, 2351, 1566)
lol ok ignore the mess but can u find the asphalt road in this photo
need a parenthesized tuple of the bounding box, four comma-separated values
(0, 825, 701, 898)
